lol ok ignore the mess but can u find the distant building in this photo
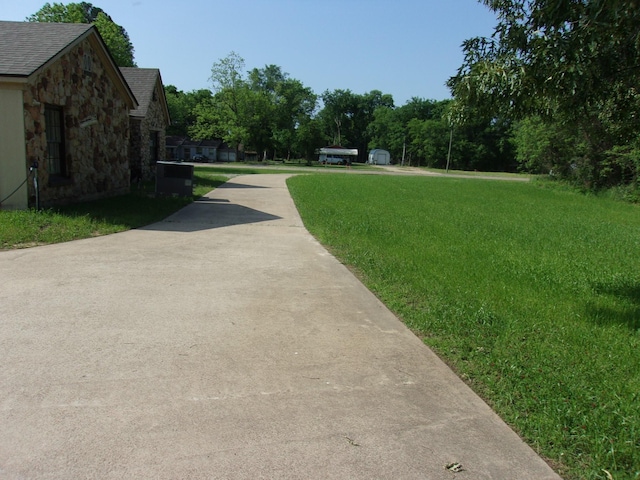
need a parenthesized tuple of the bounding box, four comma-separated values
(165, 136, 237, 162)
(368, 149, 391, 165)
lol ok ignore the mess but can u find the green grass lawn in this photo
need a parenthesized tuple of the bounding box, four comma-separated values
(287, 174, 640, 480)
(193, 161, 378, 175)
(0, 170, 226, 249)
(398, 164, 533, 179)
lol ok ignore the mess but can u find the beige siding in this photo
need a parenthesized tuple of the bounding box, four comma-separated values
(0, 86, 28, 209)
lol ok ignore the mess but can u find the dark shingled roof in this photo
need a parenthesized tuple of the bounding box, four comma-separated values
(119, 67, 170, 125)
(0, 21, 94, 77)
(119, 67, 160, 118)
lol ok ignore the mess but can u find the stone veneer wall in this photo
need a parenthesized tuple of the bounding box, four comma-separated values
(129, 118, 143, 181)
(22, 37, 130, 207)
(131, 81, 167, 182)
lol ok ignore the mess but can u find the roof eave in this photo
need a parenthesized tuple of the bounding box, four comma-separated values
(155, 71, 171, 126)
(0, 75, 28, 85)
(24, 26, 138, 110)
(87, 29, 138, 110)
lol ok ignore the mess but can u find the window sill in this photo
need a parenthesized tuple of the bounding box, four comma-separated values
(48, 176, 73, 187)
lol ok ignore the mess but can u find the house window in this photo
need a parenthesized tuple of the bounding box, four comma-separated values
(45, 105, 66, 178)
(83, 53, 92, 73)
(149, 131, 159, 163)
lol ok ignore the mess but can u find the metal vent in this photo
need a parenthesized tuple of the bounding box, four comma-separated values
(155, 161, 194, 197)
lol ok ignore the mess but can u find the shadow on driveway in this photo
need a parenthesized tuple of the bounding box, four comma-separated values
(216, 182, 269, 189)
(140, 200, 281, 233)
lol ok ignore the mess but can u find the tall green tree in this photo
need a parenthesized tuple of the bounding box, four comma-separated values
(189, 89, 249, 152)
(368, 98, 452, 165)
(449, 0, 640, 122)
(248, 65, 316, 159)
(92, 12, 135, 67)
(164, 86, 213, 136)
(319, 89, 394, 162)
(352, 90, 394, 162)
(367, 105, 405, 162)
(248, 64, 287, 93)
(448, 0, 640, 186)
(210, 51, 245, 93)
(295, 117, 325, 162)
(511, 116, 583, 175)
(247, 64, 292, 158)
(367, 97, 515, 170)
(195, 55, 317, 160)
(407, 118, 450, 168)
(318, 89, 356, 146)
(203, 52, 251, 153)
(28, 2, 136, 67)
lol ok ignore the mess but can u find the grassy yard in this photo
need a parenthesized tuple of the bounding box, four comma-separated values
(287, 174, 640, 480)
(193, 161, 379, 175)
(0, 169, 226, 249)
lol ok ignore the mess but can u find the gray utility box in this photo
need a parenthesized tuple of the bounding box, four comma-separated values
(156, 161, 194, 197)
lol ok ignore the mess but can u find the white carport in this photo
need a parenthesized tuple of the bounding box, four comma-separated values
(318, 146, 358, 164)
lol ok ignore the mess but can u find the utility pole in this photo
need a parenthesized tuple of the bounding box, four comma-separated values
(446, 127, 453, 173)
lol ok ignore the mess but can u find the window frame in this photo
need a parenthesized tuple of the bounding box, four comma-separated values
(44, 104, 68, 182)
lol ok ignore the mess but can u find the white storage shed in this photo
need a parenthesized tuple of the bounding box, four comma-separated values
(368, 149, 391, 165)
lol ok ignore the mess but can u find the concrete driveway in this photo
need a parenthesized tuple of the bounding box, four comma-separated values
(0, 174, 560, 479)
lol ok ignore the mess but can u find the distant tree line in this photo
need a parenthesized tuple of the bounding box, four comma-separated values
(30, 2, 640, 194)
(165, 52, 515, 170)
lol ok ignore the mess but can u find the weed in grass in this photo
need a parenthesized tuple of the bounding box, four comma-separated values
(287, 174, 640, 480)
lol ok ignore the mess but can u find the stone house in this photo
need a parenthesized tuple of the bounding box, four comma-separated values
(0, 21, 137, 209)
(120, 67, 170, 182)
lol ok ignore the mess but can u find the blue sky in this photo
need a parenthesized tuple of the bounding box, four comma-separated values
(2, 0, 498, 106)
